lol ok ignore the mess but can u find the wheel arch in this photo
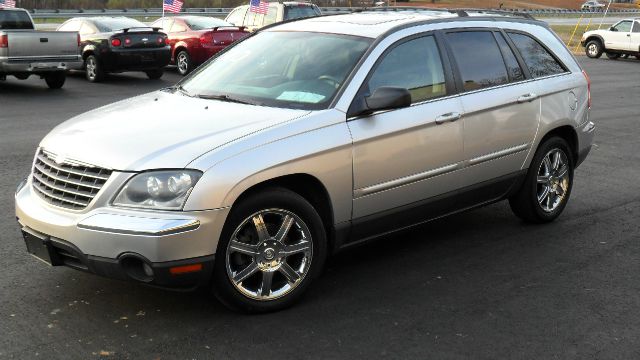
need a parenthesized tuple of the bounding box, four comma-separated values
(537, 125, 579, 164)
(229, 173, 338, 252)
(585, 35, 605, 47)
(173, 44, 189, 62)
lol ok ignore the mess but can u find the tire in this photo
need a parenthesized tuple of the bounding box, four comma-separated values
(509, 137, 574, 224)
(176, 50, 192, 76)
(145, 69, 164, 80)
(44, 72, 66, 89)
(85, 55, 104, 82)
(213, 188, 327, 313)
(585, 40, 603, 59)
(606, 52, 621, 60)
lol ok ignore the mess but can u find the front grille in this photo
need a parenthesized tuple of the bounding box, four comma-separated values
(31, 149, 112, 210)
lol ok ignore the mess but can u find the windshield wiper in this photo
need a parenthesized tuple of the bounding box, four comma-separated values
(173, 85, 193, 97)
(195, 93, 255, 105)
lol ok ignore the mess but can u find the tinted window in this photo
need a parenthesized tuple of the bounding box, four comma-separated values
(446, 31, 509, 91)
(0, 10, 34, 30)
(633, 21, 640, 33)
(368, 36, 447, 103)
(94, 18, 146, 32)
(494, 32, 525, 82)
(284, 5, 319, 20)
(57, 19, 81, 32)
(184, 17, 229, 30)
(508, 32, 565, 78)
(612, 20, 632, 32)
(263, 6, 278, 26)
(226, 7, 247, 26)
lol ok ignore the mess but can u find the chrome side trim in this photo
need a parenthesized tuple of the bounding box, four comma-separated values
(77, 213, 201, 236)
(354, 163, 459, 198)
(468, 143, 530, 166)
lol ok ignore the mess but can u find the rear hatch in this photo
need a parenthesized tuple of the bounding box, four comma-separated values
(7, 31, 79, 58)
(111, 28, 167, 49)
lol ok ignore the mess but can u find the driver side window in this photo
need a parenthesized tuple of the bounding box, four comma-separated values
(613, 21, 632, 32)
(367, 35, 447, 104)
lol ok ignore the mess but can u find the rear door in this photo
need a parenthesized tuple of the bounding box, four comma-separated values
(348, 34, 465, 221)
(445, 30, 540, 188)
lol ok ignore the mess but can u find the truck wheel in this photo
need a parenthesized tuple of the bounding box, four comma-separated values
(44, 72, 66, 89)
(85, 55, 104, 82)
(213, 188, 327, 313)
(145, 69, 164, 80)
(509, 137, 574, 224)
(605, 52, 621, 60)
(585, 40, 603, 59)
(176, 50, 192, 76)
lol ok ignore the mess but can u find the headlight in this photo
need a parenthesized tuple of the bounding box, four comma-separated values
(113, 170, 202, 210)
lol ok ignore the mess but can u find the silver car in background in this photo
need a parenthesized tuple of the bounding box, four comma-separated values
(15, 9, 595, 313)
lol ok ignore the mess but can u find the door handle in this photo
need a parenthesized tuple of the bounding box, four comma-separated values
(517, 93, 538, 103)
(435, 112, 462, 125)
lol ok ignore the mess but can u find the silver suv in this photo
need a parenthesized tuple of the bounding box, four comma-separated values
(15, 10, 595, 313)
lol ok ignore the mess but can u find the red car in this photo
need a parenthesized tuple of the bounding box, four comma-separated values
(151, 16, 249, 75)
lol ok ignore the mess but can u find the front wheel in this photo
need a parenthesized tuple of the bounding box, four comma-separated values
(44, 72, 66, 89)
(213, 188, 327, 313)
(145, 69, 164, 80)
(509, 137, 574, 223)
(585, 40, 603, 59)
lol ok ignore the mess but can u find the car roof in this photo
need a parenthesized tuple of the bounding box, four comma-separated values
(268, 10, 542, 38)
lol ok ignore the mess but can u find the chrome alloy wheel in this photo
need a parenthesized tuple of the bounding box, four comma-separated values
(86, 57, 97, 79)
(537, 148, 570, 213)
(177, 52, 189, 74)
(587, 43, 599, 57)
(225, 209, 313, 301)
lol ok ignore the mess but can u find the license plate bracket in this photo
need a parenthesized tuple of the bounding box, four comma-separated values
(22, 229, 58, 266)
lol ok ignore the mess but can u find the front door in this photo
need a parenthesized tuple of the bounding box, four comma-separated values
(606, 20, 633, 50)
(348, 34, 464, 221)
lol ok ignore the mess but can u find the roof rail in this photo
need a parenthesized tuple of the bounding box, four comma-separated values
(450, 8, 535, 20)
(352, 6, 535, 20)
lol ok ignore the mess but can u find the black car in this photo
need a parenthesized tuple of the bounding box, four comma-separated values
(57, 17, 171, 82)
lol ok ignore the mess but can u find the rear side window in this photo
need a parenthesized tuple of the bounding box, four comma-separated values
(494, 32, 525, 82)
(226, 7, 247, 26)
(633, 21, 640, 33)
(446, 31, 509, 92)
(507, 32, 565, 78)
(57, 19, 82, 32)
(368, 35, 447, 103)
(0, 10, 34, 30)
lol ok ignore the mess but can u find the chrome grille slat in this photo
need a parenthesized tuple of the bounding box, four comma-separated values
(31, 149, 112, 210)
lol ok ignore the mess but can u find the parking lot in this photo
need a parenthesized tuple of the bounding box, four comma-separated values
(1, 57, 639, 359)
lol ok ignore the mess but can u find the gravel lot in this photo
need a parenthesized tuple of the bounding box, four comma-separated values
(1, 58, 639, 359)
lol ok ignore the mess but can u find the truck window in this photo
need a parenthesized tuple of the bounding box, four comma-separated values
(633, 21, 640, 33)
(263, 6, 278, 26)
(284, 5, 319, 20)
(226, 7, 248, 26)
(0, 10, 34, 30)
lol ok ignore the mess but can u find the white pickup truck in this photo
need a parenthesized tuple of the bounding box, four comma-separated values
(582, 19, 640, 60)
(0, 8, 82, 88)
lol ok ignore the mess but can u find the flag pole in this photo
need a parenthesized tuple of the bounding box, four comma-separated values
(162, 1, 165, 29)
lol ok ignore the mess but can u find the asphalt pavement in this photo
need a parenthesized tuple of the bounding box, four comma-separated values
(1, 58, 639, 359)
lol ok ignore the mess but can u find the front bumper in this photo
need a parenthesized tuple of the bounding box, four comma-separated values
(15, 176, 229, 289)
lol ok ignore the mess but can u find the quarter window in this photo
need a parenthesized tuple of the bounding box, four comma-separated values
(226, 7, 247, 26)
(367, 35, 447, 103)
(263, 6, 278, 26)
(494, 32, 525, 82)
(446, 31, 509, 91)
(507, 32, 565, 78)
(57, 20, 82, 32)
(633, 21, 640, 33)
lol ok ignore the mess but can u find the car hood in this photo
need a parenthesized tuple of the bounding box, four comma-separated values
(40, 91, 310, 171)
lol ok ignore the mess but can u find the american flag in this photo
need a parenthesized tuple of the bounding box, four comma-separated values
(0, 0, 16, 8)
(163, 0, 183, 13)
(249, 0, 268, 14)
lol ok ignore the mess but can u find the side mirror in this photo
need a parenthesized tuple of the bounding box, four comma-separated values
(610, 27, 617, 31)
(361, 86, 411, 115)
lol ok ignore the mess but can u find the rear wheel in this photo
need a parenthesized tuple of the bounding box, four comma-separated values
(44, 72, 66, 89)
(585, 40, 603, 59)
(606, 52, 621, 60)
(145, 69, 164, 80)
(85, 55, 104, 82)
(213, 188, 327, 313)
(509, 137, 574, 223)
(176, 50, 192, 76)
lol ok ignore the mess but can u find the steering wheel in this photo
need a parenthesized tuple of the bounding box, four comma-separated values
(317, 75, 341, 89)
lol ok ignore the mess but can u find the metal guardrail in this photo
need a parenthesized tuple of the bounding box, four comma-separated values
(26, 7, 640, 19)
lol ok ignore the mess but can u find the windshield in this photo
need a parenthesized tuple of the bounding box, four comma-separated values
(94, 18, 147, 32)
(181, 31, 372, 110)
(284, 5, 321, 20)
(185, 17, 230, 30)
